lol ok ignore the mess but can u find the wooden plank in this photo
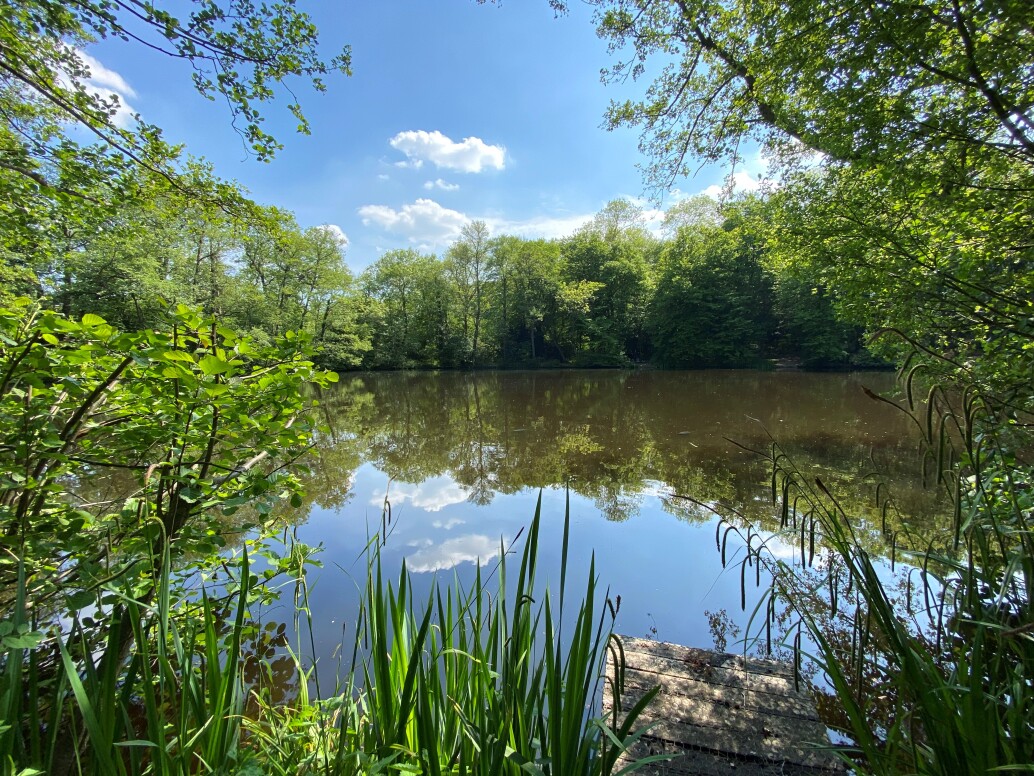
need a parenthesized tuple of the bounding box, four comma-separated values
(620, 637, 796, 679)
(617, 643, 806, 698)
(612, 667, 822, 721)
(612, 738, 844, 776)
(605, 680, 828, 742)
(611, 653, 821, 715)
(605, 636, 844, 774)
(612, 709, 836, 769)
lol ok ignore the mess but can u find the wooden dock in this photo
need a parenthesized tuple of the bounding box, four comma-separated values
(603, 636, 844, 775)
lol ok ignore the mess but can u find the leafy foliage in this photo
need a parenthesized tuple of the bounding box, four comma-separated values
(649, 218, 773, 368)
(0, 0, 350, 167)
(349, 197, 867, 371)
(577, 0, 1033, 400)
(0, 300, 335, 616)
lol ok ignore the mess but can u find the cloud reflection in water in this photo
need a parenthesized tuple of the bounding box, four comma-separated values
(405, 534, 504, 573)
(372, 476, 471, 513)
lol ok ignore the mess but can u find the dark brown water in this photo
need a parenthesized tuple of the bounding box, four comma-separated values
(274, 369, 943, 668)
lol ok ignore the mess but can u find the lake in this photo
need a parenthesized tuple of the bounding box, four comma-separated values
(261, 369, 943, 679)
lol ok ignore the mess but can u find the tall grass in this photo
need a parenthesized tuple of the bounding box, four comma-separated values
(1, 541, 253, 775)
(1, 494, 660, 775)
(716, 377, 1034, 774)
(352, 493, 659, 775)
(248, 492, 662, 775)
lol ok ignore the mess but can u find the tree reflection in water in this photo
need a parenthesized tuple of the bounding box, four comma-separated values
(310, 369, 944, 533)
(269, 369, 949, 696)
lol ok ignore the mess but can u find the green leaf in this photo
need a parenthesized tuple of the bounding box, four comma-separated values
(3, 630, 44, 649)
(65, 589, 95, 609)
(161, 350, 195, 363)
(198, 355, 231, 375)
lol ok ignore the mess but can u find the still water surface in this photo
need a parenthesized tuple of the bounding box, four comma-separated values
(280, 369, 941, 668)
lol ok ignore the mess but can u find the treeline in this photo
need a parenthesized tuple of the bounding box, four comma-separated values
(5, 174, 873, 372)
(361, 197, 873, 370)
(1, 161, 370, 370)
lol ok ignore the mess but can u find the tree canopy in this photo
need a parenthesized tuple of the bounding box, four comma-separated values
(0, 0, 350, 164)
(572, 0, 1034, 408)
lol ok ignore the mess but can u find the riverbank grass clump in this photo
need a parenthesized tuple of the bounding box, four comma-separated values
(728, 400, 1034, 774)
(246, 497, 662, 775)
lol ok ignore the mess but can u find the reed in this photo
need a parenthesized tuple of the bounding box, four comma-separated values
(720, 381, 1034, 774)
(247, 492, 662, 775)
(0, 542, 254, 775)
(0, 496, 659, 774)
(341, 492, 661, 775)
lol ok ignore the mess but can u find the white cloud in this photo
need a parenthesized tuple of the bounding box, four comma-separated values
(317, 223, 349, 249)
(371, 476, 471, 513)
(701, 170, 765, 199)
(423, 178, 460, 192)
(64, 50, 138, 128)
(358, 198, 470, 247)
(390, 130, 506, 173)
(487, 195, 682, 243)
(395, 159, 424, 170)
(406, 534, 503, 573)
(746, 530, 799, 562)
(377, 174, 390, 181)
(432, 518, 465, 530)
(484, 212, 594, 241)
(77, 51, 137, 100)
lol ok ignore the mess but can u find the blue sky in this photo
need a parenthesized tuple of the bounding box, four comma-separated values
(83, 1, 766, 272)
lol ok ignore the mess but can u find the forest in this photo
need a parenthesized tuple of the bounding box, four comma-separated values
(1, 0, 1032, 774)
(2, 177, 872, 372)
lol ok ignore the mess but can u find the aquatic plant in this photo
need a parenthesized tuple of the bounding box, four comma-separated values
(246, 494, 662, 775)
(714, 372, 1034, 773)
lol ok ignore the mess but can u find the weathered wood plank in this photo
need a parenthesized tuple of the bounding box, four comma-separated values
(612, 709, 836, 769)
(612, 737, 844, 776)
(617, 643, 807, 698)
(606, 680, 827, 742)
(605, 636, 843, 774)
(611, 667, 822, 721)
(619, 637, 796, 679)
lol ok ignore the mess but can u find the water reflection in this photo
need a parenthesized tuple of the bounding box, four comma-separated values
(289, 369, 945, 657)
(313, 369, 942, 531)
(404, 533, 504, 573)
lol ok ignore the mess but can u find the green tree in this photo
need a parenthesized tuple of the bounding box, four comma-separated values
(582, 0, 1034, 401)
(561, 199, 656, 363)
(649, 218, 774, 367)
(26, 160, 253, 330)
(234, 213, 368, 366)
(446, 220, 492, 365)
(0, 299, 337, 773)
(0, 0, 349, 297)
(771, 274, 863, 370)
(297, 227, 371, 370)
(487, 236, 564, 363)
(588, 0, 1033, 185)
(0, 0, 350, 168)
(361, 249, 458, 368)
(661, 195, 721, 237)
